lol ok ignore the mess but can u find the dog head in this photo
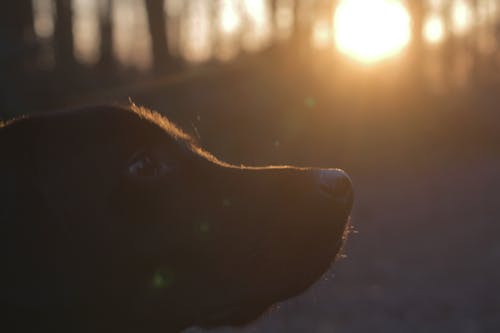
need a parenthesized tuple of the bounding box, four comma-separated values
(0, 105, 353, 332)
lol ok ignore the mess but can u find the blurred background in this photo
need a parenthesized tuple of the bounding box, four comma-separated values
(1, 0, 500, 332)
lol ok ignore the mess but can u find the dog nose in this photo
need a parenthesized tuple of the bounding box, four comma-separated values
(314, 169, 353, 202)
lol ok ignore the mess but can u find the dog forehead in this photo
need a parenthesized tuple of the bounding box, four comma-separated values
(45, 106, 166, 136)
(2, 105, 222, 174)
(28, 106, 188, 151)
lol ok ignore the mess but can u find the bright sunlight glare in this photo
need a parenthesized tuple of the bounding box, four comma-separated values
(423, 14, 445, 44)
(334, 0, 411, 63)
(451, 0, 473, 35)
(219, 0, 241, 34)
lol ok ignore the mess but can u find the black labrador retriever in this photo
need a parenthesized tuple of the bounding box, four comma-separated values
(0, 104, 353, 332)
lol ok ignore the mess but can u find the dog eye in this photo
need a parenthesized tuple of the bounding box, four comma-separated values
(127, 152, 171, 178)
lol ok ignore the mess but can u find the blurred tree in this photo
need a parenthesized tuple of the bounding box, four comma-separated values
(292, 0, 304, 44)
(270, 0, 278, 33)
(292, 0, 315, 50)
(408, 1, 424, 82)
(0, 0, 34, 116)
(54, 0, 76, 69)
(325, 0, 339, 63)
(442, 1, 455, 88)
(469, 0, 482, 82)
(0, 0, 34, 70)
(145, 0, 173, 71)
(0, 1, 34, 46)
(98, 0, 115, 71)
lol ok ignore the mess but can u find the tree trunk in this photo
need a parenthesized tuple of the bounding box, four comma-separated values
(293, 0, 301, 42)
(408, 1, 424, 83)
(145, 0, 170, 71)
(292, 0, 313, 49)
(270, 0, 278, 33)
(0, 0, 34, 117)
(470, 0, 481, 82)
(442, 1, 455, 88)
(0, 0, 33, 41)
(99, 0, 114, 70)
(54, 0, 75, 69)
(0, 0, 34, 67)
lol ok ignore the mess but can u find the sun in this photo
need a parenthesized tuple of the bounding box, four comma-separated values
(333, 0, 411, 63)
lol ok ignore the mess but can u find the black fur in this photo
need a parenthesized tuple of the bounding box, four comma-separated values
(0, 104, 353, 332)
